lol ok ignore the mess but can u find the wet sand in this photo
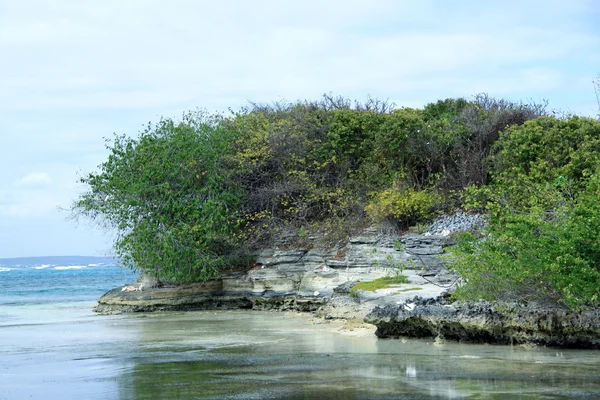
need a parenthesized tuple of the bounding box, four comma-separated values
(1, 304, 600, 399)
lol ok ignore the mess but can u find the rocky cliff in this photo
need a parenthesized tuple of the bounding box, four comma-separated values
(95, 212, 600, 349)
(95, 229, 456, 314)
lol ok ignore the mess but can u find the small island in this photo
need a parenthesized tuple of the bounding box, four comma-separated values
(75, 94, 600, 348)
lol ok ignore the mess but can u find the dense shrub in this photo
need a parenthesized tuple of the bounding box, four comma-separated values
(465, 115, 600, 213)
(453, 115, 600, 310)
(71, 111, 246, 282)
(366, 182, 445, 228)
(72, 94, 559, 284)
(452, 172, 600, 310)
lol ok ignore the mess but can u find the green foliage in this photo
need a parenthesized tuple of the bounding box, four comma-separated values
(453, 115, 600, 310)
(366, 183, 445, 227)
(491, 116, 600, 182)
(71, 111, 245, 282)
(452, 177, 600, 310)
(466, 115, 600, 214)
(350, 275, 409, 296)
(226, 95, 543, 245)
(72, 93, 567, 288)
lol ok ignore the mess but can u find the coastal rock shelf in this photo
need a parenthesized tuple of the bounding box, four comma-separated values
(365, 301, 600, 349)
(95, 231, 455, 314)
(95, 226, 600, 349)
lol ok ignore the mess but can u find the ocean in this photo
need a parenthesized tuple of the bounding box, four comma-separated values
(1, 257, 600, 399)
(0, 256, 137, 309)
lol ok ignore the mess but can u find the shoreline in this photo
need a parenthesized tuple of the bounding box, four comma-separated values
(94, 230, 600, 349)
(95, 280, 600, 349)
(6, 304, 600, 399)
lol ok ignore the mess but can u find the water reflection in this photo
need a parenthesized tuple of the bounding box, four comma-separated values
(2, 308, 598, 399)
(112, 311, 600, 399)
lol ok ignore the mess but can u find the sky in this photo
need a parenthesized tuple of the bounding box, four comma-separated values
(1, 0, 599, 258)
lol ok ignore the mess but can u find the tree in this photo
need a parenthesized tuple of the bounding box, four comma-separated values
(452, 115, 600, 310)
(71, 111, 246, 283)
(70, 95, 561, 285)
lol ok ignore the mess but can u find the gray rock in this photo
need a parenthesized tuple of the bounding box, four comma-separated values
(257, 249, 307, 266)
(405, 246, 444, 255)
(302, 255, 326, 263)
(136, 272, 162, 289)
(325, 259, 348, 268)
(96, 229, 461, 316)
(95, 281, 253, 313)
(346, 259, 373, 268)
(426, 212, 486, 236)
(333, 280, 359, 294)
(349, 235, 380, 244)
(313, 265, 338, 277)
(365, 301, 600, 348)
(96, 221, 600, 349)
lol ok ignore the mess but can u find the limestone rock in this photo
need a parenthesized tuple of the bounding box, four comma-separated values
(365, 301, 600, 348)
(96, 231, 455, 317)
(349, 235, 379, 244)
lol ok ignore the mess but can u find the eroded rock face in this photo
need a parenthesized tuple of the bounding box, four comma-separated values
(96, 281, 253, 314)
(96, 231, 454, 314)
(365, 301, 600, 349)
(95, 227, 600, 348)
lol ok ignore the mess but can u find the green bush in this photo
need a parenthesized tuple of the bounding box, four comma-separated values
(465, 115, 600, 214)
(452, 172, 600, 310)
(453, 115, 600, 310)
(366, 183, 444, 228)
(71, 111, 246, 282)
(71, 94, 571, 286)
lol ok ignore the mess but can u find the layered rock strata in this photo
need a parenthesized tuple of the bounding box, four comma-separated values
(95, 214, 600, 348)
(95, 231, 456, 314)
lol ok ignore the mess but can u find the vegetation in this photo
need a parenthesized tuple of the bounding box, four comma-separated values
(72, 92, 600, 310)
(350, 275, 410, 297)
(452, 116, 600, 310)
(71, 111, 246, 282)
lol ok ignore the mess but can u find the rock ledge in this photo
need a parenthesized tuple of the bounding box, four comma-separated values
(365, 300, 600, 349)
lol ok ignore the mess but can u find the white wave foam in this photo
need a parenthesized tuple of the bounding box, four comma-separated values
(34, 264, 52, 270)
(87, 263, 103, 267)
(0, 267, 12, 272)
(54, 265, 87, 270)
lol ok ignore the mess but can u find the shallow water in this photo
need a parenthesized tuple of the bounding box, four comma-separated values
(1, 307, 599, 400)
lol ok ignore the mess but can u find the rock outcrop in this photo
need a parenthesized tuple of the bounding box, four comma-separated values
(95, 230, 456, 314)
(95, 218, 600, 349)
(365, 300, 600, 349)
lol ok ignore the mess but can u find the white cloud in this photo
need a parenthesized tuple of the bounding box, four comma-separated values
(17, 172, 53, 187)
(0, 185, 61, 218)
(0, 1, 598, 114)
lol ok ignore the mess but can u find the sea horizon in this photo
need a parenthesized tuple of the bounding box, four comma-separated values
(0, 254, 119, 265)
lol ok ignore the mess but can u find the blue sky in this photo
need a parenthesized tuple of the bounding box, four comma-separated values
(1, 0, 599, 257)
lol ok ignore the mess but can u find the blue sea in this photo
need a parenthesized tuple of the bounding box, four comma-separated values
(0, 256, 137, 325)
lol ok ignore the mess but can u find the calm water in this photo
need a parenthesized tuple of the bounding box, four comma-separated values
(1, 258, 599, 399)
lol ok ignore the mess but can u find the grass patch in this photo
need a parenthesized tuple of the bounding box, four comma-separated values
(350, 275, 409, 297)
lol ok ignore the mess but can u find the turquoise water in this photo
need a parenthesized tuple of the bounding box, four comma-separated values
(0, 257, 137, 308)
(1, 258, 600, 399)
